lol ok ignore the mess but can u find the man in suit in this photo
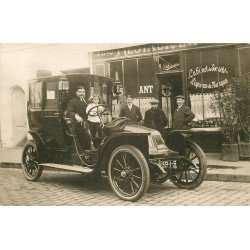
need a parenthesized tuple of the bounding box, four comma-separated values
(144, 98, 168, 136)
(173, 95, 195, 130)
(169, 95, 195, 156)
(67, 86, 96, 151)
(119, 95, 142, 124)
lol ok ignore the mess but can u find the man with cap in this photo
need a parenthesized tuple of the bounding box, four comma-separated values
(167, 95, 195, 156)
(144, 98, 168, 136)
(173, 95, 195, 130)
(119, 95, 142, 125)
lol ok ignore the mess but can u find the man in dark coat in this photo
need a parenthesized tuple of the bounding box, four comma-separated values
(169, 95, 195, 156)
(119, 95, 142, 124)
(144, 98, 168, 135)
(173, 95, 195, 130)
(66, 86, 96, 151)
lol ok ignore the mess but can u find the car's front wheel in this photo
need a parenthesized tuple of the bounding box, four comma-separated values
(108, 145, 150, 201)
(172, 141, 207, 189)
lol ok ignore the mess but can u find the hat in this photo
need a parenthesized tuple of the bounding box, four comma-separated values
(175, 95, 185, 100)
(149, 98, 159, 104)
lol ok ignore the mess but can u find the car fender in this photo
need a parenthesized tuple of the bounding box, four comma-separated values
(94, 132, 149, 173)
(26, 130, 48, 162)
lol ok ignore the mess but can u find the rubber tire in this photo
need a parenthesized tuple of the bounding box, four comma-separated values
(108, 145, 150, 202)
(172, 141, 207, 189)
(21, 141, 43, 182)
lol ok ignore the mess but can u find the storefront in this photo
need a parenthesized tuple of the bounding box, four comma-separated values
(89, 43, 250, 152)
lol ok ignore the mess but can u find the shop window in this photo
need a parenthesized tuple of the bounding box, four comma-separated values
(109, 61, 123, 84)
(158, 54, 180, 72)
(201, 50, 220, 123)
(218, 48, 236, 79)
(186, 52, 204, 126)
(123, 59, 138, 97)
(138, 57, 155, 97)
(186, 48, 237, 128)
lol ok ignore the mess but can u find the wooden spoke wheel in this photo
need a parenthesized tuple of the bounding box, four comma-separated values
(172, 141, 207, 189)
(108, 145, 150, 201)
(21, 141, 43, 181)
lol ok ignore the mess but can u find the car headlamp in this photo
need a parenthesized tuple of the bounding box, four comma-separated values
(148, 131, 167, 150)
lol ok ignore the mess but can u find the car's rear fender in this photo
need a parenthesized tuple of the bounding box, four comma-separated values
(26, 130, 48, 162)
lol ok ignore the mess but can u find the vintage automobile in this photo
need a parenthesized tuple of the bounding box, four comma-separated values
(21, 73, 207, 201)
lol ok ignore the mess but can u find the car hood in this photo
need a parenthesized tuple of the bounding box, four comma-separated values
(123, 125, 157, 135)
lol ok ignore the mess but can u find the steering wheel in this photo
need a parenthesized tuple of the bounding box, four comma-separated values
(87, 104, 108, 117)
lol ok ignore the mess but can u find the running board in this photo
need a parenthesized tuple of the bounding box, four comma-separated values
(39, 163, 93, 173)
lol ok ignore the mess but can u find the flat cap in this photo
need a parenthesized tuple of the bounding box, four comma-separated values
(175, 95, 185, 100)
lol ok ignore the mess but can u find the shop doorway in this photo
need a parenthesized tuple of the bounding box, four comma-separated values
(11, 86, 27, 146)
(157, 72, 183, 126)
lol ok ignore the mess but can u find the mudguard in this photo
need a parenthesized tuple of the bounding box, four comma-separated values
(27, 130, 48, 163)
(93, 132, 149, 173)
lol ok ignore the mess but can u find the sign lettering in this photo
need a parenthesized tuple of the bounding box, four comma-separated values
(92, 43, 198, 60)
(139, 85, 154, 94)
(188, 64, 229, 89)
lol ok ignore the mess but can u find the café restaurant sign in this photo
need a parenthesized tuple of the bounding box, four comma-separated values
(92, 43, 198, 60)
(188, 64, 229, 89)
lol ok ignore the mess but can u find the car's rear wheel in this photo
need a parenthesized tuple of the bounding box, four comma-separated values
(108, 145, 150, 201)
(21, 141, 43, 181)
(172, 141, 207, 189)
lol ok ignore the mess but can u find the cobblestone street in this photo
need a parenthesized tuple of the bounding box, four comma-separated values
(0, 168, 250, 206)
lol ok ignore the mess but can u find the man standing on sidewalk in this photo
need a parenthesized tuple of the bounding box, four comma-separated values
(173, 95, 195, 130)
(119, 95, 143, 125)
(168, 95, 195, 156)
(144, 98, 168, 136)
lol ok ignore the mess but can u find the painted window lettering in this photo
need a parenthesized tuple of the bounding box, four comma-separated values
(139, 85, 154, 94)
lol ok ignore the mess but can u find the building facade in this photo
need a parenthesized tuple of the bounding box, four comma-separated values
(90, 43, 250, 152)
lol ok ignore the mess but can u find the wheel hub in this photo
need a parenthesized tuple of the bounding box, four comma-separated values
(121, 168, 131, 178)
(121, 170, 127, 177)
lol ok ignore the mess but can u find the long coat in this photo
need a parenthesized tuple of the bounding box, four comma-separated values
(119, 104, 143, 124)
(66, 96, 88, 120)
(144, 107, 168, 135)
(173, 105, 195, 130)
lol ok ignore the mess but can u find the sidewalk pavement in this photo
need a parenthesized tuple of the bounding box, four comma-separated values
(0, 147, 249, 182)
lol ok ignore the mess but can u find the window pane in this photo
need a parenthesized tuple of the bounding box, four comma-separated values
(109, 61, 123, 83)
(201, 50, 220, 121)
(186, 52, 204, 123)
(138, 57, 155, 97)
(45, 80, 58, 109)
(218, 47, 236, 80)
(29, 81, 42, 108)
(124, 59, 138, 97)
(158, 54, 180, 71)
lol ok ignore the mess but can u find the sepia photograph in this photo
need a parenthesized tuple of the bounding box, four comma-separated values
(0, 1, 250, 249)
(1, 42, 249, 205)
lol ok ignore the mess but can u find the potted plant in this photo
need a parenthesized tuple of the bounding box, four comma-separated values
(210, 80, 239, 161)
(232, 73, 250, 159)
(210, 72, 250, 161)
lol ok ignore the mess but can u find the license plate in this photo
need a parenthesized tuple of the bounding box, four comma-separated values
(161, 160, 177, 169)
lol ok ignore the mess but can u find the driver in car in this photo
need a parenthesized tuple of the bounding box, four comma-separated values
(66, 86, 96, 151)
